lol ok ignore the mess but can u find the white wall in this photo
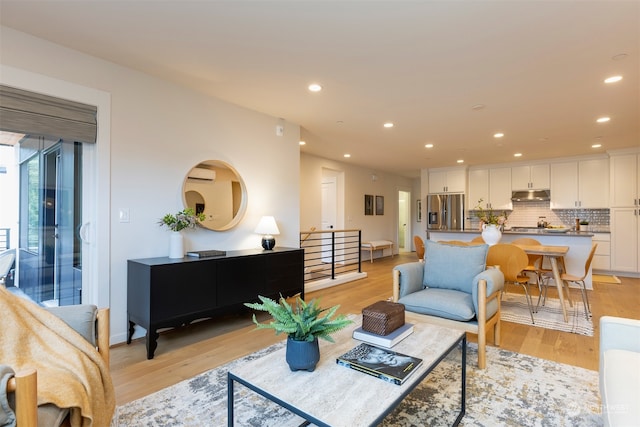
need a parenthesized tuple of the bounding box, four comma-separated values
(300, 153, 416, 246)
(1, 27, 300, 344)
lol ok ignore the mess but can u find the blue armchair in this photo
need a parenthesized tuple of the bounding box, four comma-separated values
(392, 240, 504, 369)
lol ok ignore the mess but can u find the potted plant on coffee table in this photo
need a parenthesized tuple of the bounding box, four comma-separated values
(244, 295, 353, 372)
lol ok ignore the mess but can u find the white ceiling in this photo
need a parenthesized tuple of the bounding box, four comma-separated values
(1, 1, 638, 178)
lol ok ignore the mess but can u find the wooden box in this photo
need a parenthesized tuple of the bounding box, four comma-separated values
(362, 300, 405, 336)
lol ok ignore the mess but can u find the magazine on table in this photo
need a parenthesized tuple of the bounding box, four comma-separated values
(336, 343, 423, 385)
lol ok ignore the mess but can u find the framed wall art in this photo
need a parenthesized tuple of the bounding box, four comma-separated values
(364, 194, 374, 215)
(417, 199, 422, 222)
(375, 195, 384, 215)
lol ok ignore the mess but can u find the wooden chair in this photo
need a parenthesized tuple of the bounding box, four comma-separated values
(511, 237, 545, 288)
(540, 243, 597, 320)
(393, 241, 504, 369)
(487, 244, 535, 323)
(6, 307, 110, 427)
(414, 236, 425, 261)
(471, 236, 485, 244)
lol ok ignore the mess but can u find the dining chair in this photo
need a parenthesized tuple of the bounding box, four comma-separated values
(487, 243, 535, 323)
(511, 238, 545, 291)
(413, 236, 425, 261)
(471, 236, 485, 244)
(539, 243, 597, 320)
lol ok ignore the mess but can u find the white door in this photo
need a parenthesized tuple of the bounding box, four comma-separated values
(321, 176, 338, 263)
(398, 190, 411, 253)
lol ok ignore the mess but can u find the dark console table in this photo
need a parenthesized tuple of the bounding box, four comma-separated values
(127, 247, 304, 359)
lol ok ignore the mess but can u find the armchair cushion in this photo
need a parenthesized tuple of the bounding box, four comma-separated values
(472, 268, 505, 318)
(394, 262, 425, 299)
(399, 288, 475, 321)
(43, 305, 98, 346)
(423, 240, 488, 293)
(599, 316, 640, 427)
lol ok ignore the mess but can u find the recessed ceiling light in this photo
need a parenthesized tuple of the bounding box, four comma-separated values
(383, 122, 394, 128)
(425, 144, 434, 148)
(592, 144, 602, 148)
(596, 117, 611, 123)
(343, 154, 351, 158)
(456, 159, 464, 164)
(299, 141, 306, 146)
(494, 133, 504, 138)
(604, 75, 623, 84)
(308, 83, 322, 92)
(514, 153, 522, 157)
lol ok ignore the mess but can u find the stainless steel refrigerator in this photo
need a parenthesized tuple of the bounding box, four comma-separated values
(426, 194, 465, 230)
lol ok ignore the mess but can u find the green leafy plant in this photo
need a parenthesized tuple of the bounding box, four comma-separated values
(159, 208, 206, 232)
(244, 295, 353, 342)
(579, 220, 589, 225)
(474, 199, 508, 226)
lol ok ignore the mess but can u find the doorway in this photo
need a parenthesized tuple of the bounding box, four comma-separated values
(397, 190, 411, 253)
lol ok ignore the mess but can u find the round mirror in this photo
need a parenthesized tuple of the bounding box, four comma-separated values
(182, 160, 247, 231)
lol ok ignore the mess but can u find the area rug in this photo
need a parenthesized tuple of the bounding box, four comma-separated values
(592, 274, 621, 284)
(501, 293, 594, 336)
(111, 341, 602, 426)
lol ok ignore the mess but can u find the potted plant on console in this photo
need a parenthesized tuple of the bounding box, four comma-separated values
(245, 295, 352, 372)
(159, 208, 206, 258)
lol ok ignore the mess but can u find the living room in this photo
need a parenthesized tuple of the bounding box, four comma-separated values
(1, 1, 639, 425)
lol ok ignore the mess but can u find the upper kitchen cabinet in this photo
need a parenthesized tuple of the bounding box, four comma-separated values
(550, 158, 609, 209)
(468, 167, 512, 210)
(610, 153, 640, 208)
(428, 168, 466, 194)
(511, 164, 549, 190)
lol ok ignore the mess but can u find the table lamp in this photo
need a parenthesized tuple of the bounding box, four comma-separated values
(255, 216, 280, 250)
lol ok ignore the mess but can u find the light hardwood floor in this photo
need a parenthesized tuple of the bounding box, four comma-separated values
(110, 252, 640, 406)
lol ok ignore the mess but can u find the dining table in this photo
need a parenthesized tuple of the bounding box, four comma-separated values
(513, 243, 570, 322)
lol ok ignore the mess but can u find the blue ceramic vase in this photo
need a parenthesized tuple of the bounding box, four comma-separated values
(286, 336, 320, 372)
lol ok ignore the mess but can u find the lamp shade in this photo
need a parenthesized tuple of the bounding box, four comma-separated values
(255, 216, 280, 235)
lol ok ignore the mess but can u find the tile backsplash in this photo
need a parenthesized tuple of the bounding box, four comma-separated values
(468, 201, 609, 230)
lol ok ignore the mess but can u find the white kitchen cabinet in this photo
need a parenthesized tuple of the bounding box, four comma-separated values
(609, 153, 640, 273)
(428, 168, 466, 194)
(468, 169, 489, 207)
(468, 167, 512, 210)
(550, 158, 609, 209)
(610, 153, 639, 208)
(511, 164, 549, 190)
(610, 208, 639, 273)
(591, 233, 611, 272)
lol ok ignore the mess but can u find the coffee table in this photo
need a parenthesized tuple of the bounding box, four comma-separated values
(228, 312, 466, 426)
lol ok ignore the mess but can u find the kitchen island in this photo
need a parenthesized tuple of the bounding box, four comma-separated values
(427, 229, 596, 289)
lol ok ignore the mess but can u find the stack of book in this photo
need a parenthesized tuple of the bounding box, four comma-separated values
(352, 322, 414, 348)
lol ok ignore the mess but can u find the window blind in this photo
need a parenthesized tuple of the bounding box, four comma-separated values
(0, 84, 97, 143)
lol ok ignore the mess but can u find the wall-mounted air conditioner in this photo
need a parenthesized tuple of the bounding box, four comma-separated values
(188, 167, 216, 181)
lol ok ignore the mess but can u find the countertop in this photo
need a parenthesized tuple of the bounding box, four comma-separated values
(428, 228, 610, 236)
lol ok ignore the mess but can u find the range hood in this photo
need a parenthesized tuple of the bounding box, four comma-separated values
(511, 190, 551, 202)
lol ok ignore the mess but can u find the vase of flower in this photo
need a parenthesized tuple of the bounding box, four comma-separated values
(481, 223, 502, 246)
(168, 231, 184, 258)
(159, 208, 206, 258)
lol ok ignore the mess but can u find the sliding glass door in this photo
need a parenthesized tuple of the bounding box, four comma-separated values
(15, 136, 83, 306)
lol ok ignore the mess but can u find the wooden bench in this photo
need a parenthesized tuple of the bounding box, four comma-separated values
(361, 240, 394, 263)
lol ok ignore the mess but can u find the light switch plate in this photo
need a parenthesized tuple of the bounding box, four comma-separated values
(119, 208, 130, 223)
